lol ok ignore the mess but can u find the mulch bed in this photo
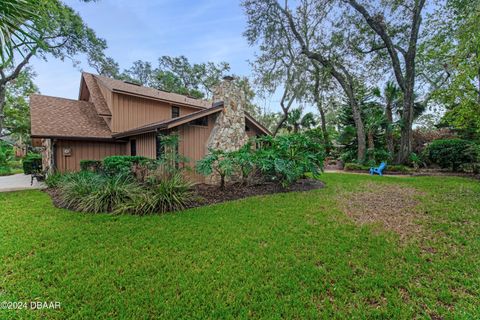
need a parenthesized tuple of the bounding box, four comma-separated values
(45, 178, 325, 212)
(187, 178, 325, 208)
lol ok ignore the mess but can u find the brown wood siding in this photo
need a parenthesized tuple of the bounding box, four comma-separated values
(98, 82, 113, 112)
(111, 93, 199, 133)
(127, 133, 156, 158)
(54, 140, 126, 172)
(177, 114, 216, 183)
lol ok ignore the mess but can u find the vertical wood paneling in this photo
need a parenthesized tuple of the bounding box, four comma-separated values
(55, 140, 126, 172)
(111, 93, 199, 133)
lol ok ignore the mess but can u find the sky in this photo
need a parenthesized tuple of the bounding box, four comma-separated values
(29, 0, 277, 108)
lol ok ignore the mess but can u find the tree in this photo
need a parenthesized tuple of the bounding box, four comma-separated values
(345, 0, 427, 163)
(2, 68, 38, 144)
(373, 81, 401, 155)
(283, 108, 316, 133)
(0, 0, 110, 137)
(243, 0, 368, 161)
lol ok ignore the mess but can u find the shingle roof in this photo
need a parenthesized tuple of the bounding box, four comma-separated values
(30, 94, 113, 140)
(92, 73, 211, 109)
(82, 73, 111, 116)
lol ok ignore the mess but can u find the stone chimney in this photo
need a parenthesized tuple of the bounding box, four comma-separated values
(206, 76, 248, 152)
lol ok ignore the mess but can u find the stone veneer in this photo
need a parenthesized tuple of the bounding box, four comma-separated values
(41, 138, 53, 173)
(205, 77, 249, 184)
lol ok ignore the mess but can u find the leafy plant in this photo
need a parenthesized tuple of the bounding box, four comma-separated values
(0, 166, 12, 176)
(196, 149, 235, 189)
(22, 153, 41, 174)
(80, 160, 102, 173)
(230, 142, 256, 184)
(118, 173, 193, 215)
(57, 172, 141, 213)
(254, 133, 325, 187)
(102, 156, 149, 177)
(423, 139, 479, 171)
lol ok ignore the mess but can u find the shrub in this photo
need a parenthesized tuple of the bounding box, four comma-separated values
(423, 139, 479, 171)
(253, 133, 325, 187)
(459, 163, 480, 174)
(117, 173, 193, 215)
(80, 160, 102, 172)
(45, 172, 68, 188)
(230, 142, 256, 184)
(102, 155, 149, 176)
(196, 149, 235, 189)
(23, 153, 42, 174)
(0, 146, 13, 167)
(0, 166, 12, 176)
(344, 163, 367, 171)
(57, 171, 141, 213)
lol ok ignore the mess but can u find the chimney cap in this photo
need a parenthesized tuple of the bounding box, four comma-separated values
(222, 75, 235, 81)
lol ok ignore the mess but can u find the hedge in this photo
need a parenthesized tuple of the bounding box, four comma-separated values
(423, 139, 479, 171)
(23, 153, 42, 174)
(102, 156, 150, 176)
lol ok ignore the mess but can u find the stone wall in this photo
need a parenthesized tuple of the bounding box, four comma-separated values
(41, 138, 54, 173)
(205, 77, 249, 184)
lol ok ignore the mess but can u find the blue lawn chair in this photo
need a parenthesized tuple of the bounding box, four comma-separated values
(370, 162, 387, 176)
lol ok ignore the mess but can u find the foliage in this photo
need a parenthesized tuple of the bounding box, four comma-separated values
(196, 149, 235, 189)
(45, 172, 67, 189)
(121, 56, 230, 99)
(0, 143, 13, 167)
(79, 160, 102, 173)
(2, 68, 38, 140)
(22, 153, 41, 174)
(230, 142, 256, 184)
(254, 133, 325, 187)
(118, 173, 193, 215)
(0, 0, 39, 65)
(102, 155, 149, 177)
(56, 172, 141, 213)
(409, 153, 423, 170)
(0, 166, 12, 176)
(283, 108, 316, 133)
(423, 139, 480, 171)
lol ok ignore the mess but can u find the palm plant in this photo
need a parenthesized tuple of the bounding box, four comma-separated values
(0, 0, 39, 66)
(283, 108, 316, 133)
(373, 81, 401, 155)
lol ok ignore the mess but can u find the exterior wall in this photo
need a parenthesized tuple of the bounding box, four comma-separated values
(54, 140, 126, 172)
(111, 93, 199, 133)
(98, 82, 113, 112)
(177, 114, 216, 183)
(126, 133, 157, 158)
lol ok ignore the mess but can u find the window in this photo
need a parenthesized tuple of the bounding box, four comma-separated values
(130, 139, 137, 156)
(190, 117, 208, 126)
(171, 106, 180, 118)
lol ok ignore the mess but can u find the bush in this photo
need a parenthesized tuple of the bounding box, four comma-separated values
(118, 173, 193, 215)
(57, 171, 141, 213)
(0, 166, 12, 176)
(45, 172, 69, 188)
(196, 149, 235, 189)
(80, 160, 102, 172)
(102, 156, 149, 176)
(253, 134, 325, 187)
(23, 153, 42, 174)
(344, 163, 367, 171)
(459, 163, 480, 174)
(423, 139, 479, 171)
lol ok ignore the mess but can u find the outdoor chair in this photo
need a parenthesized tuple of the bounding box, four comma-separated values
(370, 162, 387, 176)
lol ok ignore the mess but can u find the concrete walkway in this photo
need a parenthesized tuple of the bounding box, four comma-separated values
(0, 173, 46, 192)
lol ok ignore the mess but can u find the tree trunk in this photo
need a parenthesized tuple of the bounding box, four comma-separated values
(313, 67, 330, 152)
(346, 88, 366, 162)
(385, 101, 394, 155)
(367, 129, 374, 160)
(0, 83, 6, 136)
(397, 61, 416, 164)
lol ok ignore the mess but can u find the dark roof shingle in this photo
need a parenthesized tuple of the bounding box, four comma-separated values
(30, 94, 113, 139)
(92, 74, 211, 109)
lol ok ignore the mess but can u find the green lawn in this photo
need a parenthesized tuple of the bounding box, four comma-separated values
(1, 173, 479, 319)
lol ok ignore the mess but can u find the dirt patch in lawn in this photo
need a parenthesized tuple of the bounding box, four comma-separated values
(188, 179, 325, 208)
(339, 183, 424, 241)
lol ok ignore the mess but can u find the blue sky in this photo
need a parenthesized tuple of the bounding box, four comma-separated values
(29, 0, 273, 107)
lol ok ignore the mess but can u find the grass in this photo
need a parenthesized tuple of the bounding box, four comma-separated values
(0, 173, 479, 319)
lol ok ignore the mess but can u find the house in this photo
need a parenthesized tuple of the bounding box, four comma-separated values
(30, 73, 270, 182)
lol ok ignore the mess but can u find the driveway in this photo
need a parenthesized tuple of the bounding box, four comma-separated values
(0, 173, 46, 192)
